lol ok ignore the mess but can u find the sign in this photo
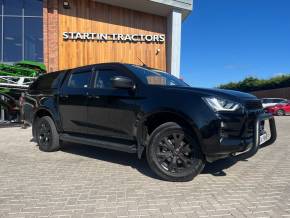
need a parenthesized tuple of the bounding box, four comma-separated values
(63, 32, 165, 43)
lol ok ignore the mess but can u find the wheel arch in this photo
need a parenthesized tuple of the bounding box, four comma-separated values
(32, 108, 59, 138)
(136, 110, 202, 159)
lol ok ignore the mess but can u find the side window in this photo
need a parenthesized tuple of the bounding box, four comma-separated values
(30, 72, 61, 91)
(94, 70, 124, 89)
(68, 71, 91, 89)
(274, 99, 282, 103)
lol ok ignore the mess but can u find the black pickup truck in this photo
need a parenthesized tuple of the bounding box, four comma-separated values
(23, 63, 277, 182)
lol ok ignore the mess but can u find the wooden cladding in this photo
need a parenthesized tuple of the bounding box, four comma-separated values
(54, 0, 167, 71)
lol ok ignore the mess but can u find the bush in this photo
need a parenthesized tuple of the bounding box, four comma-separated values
(218, 74, 290, 92)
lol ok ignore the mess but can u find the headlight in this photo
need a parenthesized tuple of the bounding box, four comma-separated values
(203, 97, 241, 112)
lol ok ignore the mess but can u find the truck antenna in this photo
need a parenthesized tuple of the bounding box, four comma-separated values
(136, 56, 148, 68)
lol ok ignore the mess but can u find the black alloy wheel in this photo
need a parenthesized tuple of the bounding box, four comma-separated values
(36, 116, 60, 152)
(38, 120, 52, 147)
(147, 122, 205, 182)
(156, 133, 196, 173)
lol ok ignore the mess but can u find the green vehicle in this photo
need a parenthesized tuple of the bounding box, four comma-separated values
(0, 61, 46, 77)
(0, 61, 46, 121)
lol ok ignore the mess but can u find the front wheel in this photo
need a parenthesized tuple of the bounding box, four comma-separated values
(36, 116, 60, 152)
(146, 122, 205, 182)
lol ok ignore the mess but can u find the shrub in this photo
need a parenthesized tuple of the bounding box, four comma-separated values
(218, 74, 290, 92)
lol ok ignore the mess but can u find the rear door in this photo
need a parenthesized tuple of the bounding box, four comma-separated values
(59, 66, 93, 134)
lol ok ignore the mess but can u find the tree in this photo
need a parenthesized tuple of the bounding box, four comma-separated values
(218, 74, 290, 92)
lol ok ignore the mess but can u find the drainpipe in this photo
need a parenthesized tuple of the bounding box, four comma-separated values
(167, 9, 182, 78)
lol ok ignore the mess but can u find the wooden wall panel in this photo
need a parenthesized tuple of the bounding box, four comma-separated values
(58, 0, 167, 71)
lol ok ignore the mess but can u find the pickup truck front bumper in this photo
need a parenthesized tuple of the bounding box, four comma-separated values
(233, 113, 277, 159)
(204, 112, 277, 162)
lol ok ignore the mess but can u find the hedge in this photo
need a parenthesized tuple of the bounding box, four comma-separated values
(218, 74, 290, 92)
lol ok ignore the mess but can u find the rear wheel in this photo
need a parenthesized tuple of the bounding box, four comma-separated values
(146, 122, 205, 182)
(36, 116, 60, 152)
(277, 109, 285, 116)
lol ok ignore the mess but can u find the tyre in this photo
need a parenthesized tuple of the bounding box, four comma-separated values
(36, 116, 60, 152)
(277, 109, 285, 116)
(146, 122, 205, 182)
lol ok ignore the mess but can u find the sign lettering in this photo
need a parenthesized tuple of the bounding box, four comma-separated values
(63, 32, 165, 43)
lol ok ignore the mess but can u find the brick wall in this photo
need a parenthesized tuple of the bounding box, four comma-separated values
(251, 87, 290, 99)
(43, 0, 59, 72)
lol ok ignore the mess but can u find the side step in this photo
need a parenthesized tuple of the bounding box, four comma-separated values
(60, 134, 137, 153)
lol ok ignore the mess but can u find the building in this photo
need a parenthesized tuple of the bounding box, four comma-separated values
(0, 0, 193, 78)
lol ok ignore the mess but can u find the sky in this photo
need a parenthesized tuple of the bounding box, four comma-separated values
(180, 0, 290, 88)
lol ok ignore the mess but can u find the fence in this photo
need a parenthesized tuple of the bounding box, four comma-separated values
(251, 87, 290, 99)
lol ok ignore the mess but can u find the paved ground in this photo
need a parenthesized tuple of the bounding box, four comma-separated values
(0, 117, 290, 218)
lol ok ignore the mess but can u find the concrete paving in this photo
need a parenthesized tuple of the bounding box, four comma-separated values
(0, 117, 289, 218)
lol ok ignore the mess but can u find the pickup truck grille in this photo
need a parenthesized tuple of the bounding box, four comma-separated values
(220, 117, 255, 139)
(219, 100, 263, 140)
(245, 100, 263, 110)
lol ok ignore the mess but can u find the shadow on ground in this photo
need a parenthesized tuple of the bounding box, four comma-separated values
(0, 123, 22, 128)
(202, 157, 248, 176)
(60, 142, 246, 180)
(61, 142, 159, 179)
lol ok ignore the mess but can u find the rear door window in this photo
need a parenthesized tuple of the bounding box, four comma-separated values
(263, 99, 273, 103)
(273, 99, 285, 103)
(30, 72, 64, 91)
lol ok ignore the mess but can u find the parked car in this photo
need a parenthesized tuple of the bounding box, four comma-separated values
(261, 98, 288, 108)
(23, 63, 277, 182)
(265, 101, 290, 116)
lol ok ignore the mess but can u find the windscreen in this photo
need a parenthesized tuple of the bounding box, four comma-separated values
(127, 65, 189, 87)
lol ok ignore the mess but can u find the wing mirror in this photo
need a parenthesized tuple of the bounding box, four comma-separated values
(112, 76, 135, 89)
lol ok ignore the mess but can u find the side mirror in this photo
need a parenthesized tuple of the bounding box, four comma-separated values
(112, 76, 135, 89)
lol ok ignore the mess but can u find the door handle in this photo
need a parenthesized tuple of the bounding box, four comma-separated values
(88, 95, 100, 99)
(60, 95, 69, 98)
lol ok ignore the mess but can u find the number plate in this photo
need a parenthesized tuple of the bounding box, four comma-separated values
(259, 133, 268, 145)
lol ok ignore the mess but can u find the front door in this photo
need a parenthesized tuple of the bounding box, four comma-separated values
(59, 67, 93, 134)
(86, 67, 138, 141)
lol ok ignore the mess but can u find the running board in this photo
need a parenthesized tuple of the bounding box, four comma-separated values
(60, 133, 137, 153)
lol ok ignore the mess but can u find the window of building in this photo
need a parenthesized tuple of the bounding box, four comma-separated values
(24, 17, 43, 61)
(0, 0, 43, 63)
(0, 16, 2, 60)
(3, 17, 23, 62)
(4, 0, 23, 15)
(24, 0, 43, 16)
